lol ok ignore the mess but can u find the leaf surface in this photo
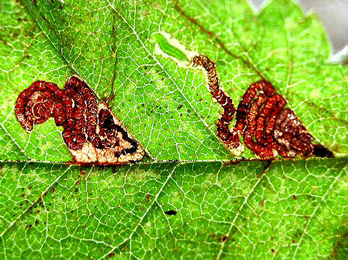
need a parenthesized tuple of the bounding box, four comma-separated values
(0, 0, 347, 259)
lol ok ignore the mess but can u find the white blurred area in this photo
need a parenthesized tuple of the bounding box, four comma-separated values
(249, 0, 348, 53)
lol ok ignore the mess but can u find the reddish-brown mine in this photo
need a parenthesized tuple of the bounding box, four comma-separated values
(191, 55, 333, 159)
(15, 76, 144, 163)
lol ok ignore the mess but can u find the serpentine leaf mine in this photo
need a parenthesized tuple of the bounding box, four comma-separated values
(15, 76, 145, 164)
(191, 55, 333, 159)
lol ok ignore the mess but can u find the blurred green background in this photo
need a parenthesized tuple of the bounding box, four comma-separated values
(250, 0, 348, 52)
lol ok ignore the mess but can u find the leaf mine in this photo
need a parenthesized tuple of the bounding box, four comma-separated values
(191, 54, 333, 159)
(15, 75, 145, 164)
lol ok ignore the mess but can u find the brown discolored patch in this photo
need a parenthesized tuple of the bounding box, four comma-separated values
(260, 198, 265, 207)
(218, 236, 228, 242)
(146, 194, 151, 203)
(15, 75, 145, 164)
(191, 54, 333, 159)
(107, 252, 115, 258)
(330, 228, 348, 259)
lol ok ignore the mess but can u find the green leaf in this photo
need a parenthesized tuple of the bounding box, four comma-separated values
(1, 160, 348, 258)
(0, 0, 347, 259)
